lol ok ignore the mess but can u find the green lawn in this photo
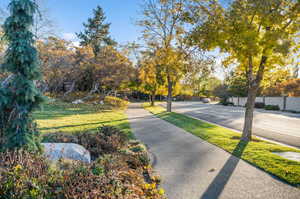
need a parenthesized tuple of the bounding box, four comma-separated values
(34, 101, 133, 139)
(144, 104, 300, 186)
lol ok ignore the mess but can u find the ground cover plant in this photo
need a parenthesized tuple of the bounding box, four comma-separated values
(144, 104, 300, 186)
(0, 148, 165, 199)
(0, 100, 166, 198)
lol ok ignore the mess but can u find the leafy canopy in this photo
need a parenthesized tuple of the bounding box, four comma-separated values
(188, 0, 300, 85)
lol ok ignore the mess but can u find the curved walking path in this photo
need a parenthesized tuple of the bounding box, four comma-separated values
(126, 103, 300, 199)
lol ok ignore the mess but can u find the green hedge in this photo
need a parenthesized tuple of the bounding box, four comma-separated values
(265, 105, 280, 111)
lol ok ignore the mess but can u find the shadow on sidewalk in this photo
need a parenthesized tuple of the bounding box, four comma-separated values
(200, 141, 248, 199)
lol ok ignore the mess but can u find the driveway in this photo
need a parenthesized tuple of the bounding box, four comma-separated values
(167, 102, 300, 148)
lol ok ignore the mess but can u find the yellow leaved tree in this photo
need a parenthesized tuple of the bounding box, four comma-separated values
(187, 0, 300, 141)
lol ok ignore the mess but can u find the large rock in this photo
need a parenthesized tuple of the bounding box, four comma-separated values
(42, 143, 91, 163)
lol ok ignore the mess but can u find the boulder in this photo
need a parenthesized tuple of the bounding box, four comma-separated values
(42, 143, 91, 163)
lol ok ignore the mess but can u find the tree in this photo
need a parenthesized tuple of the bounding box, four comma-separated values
(138, 50, 167, 106)
(187, 0, 300, 141)
(33, 0, 57, 40)
(37, 36, 75, 93)
(0, 0, 44, 151)
(281, 78, 300, 96)
(69, 45, 136, 95)
(95, 46, 136, 94)
(260, 66, 292, 95)
(77, 6, 116, 57)
(226, 70, 248, 97)
(139, 0, 191, 112)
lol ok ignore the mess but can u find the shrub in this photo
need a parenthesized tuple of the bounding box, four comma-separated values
(43, 132, 79, 143)
(265, 105, 280, 111)
(0, 150, 58, 199)
(0, 149, 166, 199)
(78, 126, 129, 159)
(255, 102, 265, 109)
(28, 127, 166, 198)
(220, 99, 234, 106)
(43, 126, 129, 159)
(104, 96, 129, 109)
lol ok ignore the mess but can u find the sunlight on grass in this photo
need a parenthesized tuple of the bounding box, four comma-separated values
(34, 101, 132, 139)
(144, 103, 300, 186)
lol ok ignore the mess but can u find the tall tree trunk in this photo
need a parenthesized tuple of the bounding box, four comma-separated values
(241, 55, 267, 142)
(150, 92, 155, 106)
(242, 86, 258, 141)
(167, 76, 173, 112)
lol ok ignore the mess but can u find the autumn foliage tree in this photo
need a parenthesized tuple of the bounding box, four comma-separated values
(138, 50, 167, 106)
(139, 0, 205, 112)
(187, 0, 300, 141)
(139, 0, 183, 111)
(37, 37, 75, 93)
(281, 78, 300, 96)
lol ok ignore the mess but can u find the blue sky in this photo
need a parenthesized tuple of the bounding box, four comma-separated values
(0, 0, 227, 79)
(1, 0, 143, 45)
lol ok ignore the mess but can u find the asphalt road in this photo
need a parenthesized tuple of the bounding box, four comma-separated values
(168, 102, 300, 148)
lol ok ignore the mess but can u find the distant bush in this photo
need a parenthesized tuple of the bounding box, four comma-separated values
(265, 105, 280, 111)
(220, 99, 234, 106)
(255, 102, 265, 109)
(104, 96, 129, 109)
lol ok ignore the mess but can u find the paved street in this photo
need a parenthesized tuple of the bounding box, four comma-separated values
(168, 102, 300, 148)
(126, 104, 300, 199)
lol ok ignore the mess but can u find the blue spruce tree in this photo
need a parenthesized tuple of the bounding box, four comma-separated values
(0, 0, 44, 151)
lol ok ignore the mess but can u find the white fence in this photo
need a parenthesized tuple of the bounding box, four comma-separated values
(229, 97, 300, 112)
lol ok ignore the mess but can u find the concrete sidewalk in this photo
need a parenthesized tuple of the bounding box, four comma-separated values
(126, 103, 300, 199)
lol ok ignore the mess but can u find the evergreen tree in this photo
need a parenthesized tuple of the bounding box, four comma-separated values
(0, 0, 44, 151)
(77, 6, 116, 57)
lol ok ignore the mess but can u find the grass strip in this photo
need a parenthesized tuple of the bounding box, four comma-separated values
(144, 104, 300, 186)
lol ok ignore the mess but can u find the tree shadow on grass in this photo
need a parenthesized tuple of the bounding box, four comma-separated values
(200, 140, 249, 199)
(38, 119, 128, 131)
(33, 102, 112, 120)
(155, 111, 216, 130)
(41, 120, 134, 141)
